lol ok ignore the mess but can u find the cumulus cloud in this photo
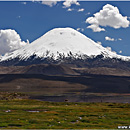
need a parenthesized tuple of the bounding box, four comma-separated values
(105, 36, 122, 41)
(32, 0, 61, 7)
(67, 8, 74, 11)
(76, 28, 84, 32)
(119, 50, 122, 53)
(41, 0, 60, 7)
(106, 47, 112, 51)
(118, 38, 122, 41)
(85, 12, 90, 16)
(63, 0, 80, 8)
(38, 0, 80, 8)
(78, 8, 84, 12)
(86, 4, 130, 32)
(0, 29, 28, 55)
(97, 41, 102, 45)
(105, 36, 115, 41)
(87, 24, 105, 32)
(22, 2, 27, 5)
(17, 16, 21, 19)
(106, 46, 116, 54)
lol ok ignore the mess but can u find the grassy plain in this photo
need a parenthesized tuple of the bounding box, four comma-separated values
(0, 99, 129, 129)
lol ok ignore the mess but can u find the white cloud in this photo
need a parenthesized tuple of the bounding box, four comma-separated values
(106, 46, 117, 54)
(0, 29, 28, 55)
(22, 2, 27, 5)
(76, 28, 80, 31)
(118, 38, 122, 41)
(85, 12, 90, 15)
(86, 4, 130, 32)
(76, 28, 84, 32)
(87, 24, 105, 32)
(38, 0, 80, 8)
(41, 0, 60, 7)
(32, 0, 61, 7)
(78, 8, 84, 12)
(17, 16, 21, 19)
(67, 8, 74, 11)
(63, 0, 80, 8)
(97, 41, 102, 45)
(105, 36, 122, 41)
(119, 50, 122, 53)
(106, 47, 112, 51)
(105, 36, 115, 41)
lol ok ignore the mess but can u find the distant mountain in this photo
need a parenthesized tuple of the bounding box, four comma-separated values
(0, 27, 130, 67)
(0, 64, 130, 76)
(11, 64, 79, 75)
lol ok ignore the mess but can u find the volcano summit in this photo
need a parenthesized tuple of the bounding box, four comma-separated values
(0, 27, 130, 67)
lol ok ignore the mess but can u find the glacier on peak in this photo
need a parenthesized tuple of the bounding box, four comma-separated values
(0, 27, 130, 63)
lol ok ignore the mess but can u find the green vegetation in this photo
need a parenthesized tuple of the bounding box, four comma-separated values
(0, 99, 129, 129)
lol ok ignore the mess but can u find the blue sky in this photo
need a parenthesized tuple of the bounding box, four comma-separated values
(0, 1, 130, 56)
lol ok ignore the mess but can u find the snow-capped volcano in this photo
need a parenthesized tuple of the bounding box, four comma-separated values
(0, 27, 130, 66)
